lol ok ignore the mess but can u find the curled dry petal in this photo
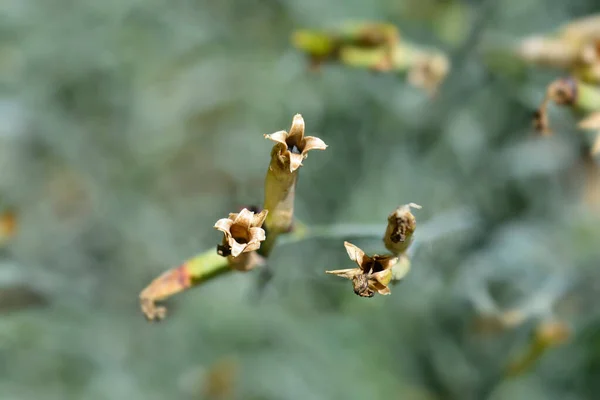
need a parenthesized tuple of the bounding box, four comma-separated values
(325, 268, 361, 279)
(343, 241, 365, 266)
(303, 136, 328, 152)
(214, 208, 268, 258)
(370, 270, 392, 295)
(288, 114, 305, 140)
(264, 130, 288, 146)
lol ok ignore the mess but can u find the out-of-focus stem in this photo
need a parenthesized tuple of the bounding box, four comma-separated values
(140, 249, 265, 321)
(505, 320, 570, 377)
(140, 250, 230, 321)
(293, 25, 450, 94)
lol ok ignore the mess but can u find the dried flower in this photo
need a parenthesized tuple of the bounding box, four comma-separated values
(214, 208, 268, 258)
(518, 15, 600, 84)
(292, 23, 400, 70)
(261, 114, 327, 255)
(326, 241, 398, 297)
(383, 203, 422, 255)
(292, 23, 450, 93)
(407, 53, 450, 96)
(264, 114, 327, 173)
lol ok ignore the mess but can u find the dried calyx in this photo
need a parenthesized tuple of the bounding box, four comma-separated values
(326, 241, 398, 297)
(264, 114, 327, 173)
(214, 208, 268, 258)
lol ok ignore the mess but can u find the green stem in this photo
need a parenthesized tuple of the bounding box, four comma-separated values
(261, 160, 299, 257)
(139, 249, 230, 321)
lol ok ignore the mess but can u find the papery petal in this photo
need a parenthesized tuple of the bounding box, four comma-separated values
(368, 272, 391, 295)
(234, 208, 254, 229)
(249, 226, 266, 242)
(371, 269, 393, 287)
(288, 114, 305, 140)
(325, 268, 361, 280)
(375, 285, 391, 295)
(230, 241, 247, 258)
(264, 130, 289, 146)
(343, 241, 365, 267)
(252, 210, 268, 227)
(244, 241, 261, 253)
(302, 136, 328, 152)
(214, 218, 234, 233)
(289, 153, 304, 172)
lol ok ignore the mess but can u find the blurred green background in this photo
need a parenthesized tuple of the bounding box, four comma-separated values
(2, 0, 600, 399)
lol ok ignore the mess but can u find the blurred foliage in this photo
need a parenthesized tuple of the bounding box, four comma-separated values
(2, 0, 600, 399)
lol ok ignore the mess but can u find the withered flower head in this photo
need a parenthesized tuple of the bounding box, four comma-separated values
(214, 208, 268, 258)
(383, 203, 422, 255)
(264, 114, 327, 172)
(534, 77, 579, 135)
(326, 241, 398, 297)
(407, 53, 450, 96)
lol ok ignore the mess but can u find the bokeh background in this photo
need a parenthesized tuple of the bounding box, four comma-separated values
(2, 0, 600, 399)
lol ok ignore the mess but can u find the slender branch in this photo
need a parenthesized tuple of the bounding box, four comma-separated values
(279, 207, 477, 258)
(140, 250, 230, 321)
(292, 24, 450, 95)
(140, 207, 477, 320)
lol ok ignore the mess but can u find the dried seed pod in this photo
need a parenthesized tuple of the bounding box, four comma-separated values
(326, 241, 397, 297)
(383, 203, 422, 255)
